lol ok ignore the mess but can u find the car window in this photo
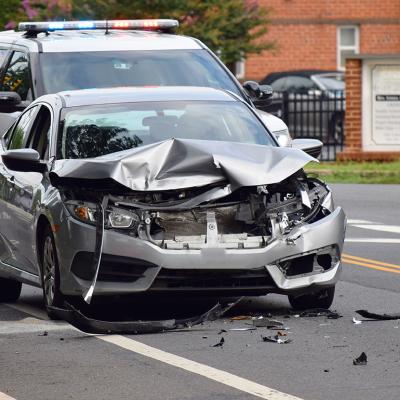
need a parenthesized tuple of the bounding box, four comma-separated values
(58, 101, 274, 159)
(8, 106, 38, 150)
(40, 50, 241, 97)
(286, 76, 316, 92)
(1, 51, 33, 101)
(27, 105, 51, 159)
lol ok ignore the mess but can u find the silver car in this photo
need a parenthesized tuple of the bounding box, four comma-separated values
(0, 86, 346, 317)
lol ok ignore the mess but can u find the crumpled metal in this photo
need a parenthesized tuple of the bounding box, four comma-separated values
(50, 138, 316, 191)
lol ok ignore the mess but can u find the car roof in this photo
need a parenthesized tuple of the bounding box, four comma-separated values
(0, 30, 202, 52)
(260, 70, 342, 84)
(47, 86, 238, 108)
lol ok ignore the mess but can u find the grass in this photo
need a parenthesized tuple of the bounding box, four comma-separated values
(305, 161, 400, 184)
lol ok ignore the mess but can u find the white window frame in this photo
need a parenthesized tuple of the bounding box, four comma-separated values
(337, 25, 360, 70)
(235, 59, 246, 80)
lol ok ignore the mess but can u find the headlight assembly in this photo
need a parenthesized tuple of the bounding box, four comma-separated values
(65, 201, 140, 229)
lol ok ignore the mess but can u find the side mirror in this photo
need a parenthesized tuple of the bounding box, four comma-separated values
(291, 138, 323, 159)
(2, 149, 47, 173)
(0, 92, 29, 113)
(243, 81, 274, 100)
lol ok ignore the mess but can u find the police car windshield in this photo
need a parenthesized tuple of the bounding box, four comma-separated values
(40, 50, 241, 96)
(58, 100, 274, 159)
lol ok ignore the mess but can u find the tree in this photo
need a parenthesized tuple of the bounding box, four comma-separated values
(2, 0, 274, 68)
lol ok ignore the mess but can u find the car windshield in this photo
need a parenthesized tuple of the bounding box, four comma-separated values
(40, 50, 241, 96)
(314, 74, 345, 91)
(58, 100, 274, 159)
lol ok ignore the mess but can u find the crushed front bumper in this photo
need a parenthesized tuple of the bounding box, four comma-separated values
(57, 207, 346, 296)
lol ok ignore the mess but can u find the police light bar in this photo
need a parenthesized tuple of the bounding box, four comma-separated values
(18, 19, 179, 34)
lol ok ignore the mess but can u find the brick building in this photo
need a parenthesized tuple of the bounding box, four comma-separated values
(243, 0, 400, 81)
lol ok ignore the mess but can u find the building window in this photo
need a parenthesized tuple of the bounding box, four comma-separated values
(235, 59, 246, 80)
(337, 26, 359, 70)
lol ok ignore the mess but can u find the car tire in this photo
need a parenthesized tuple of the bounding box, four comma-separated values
(288, 286, 335, 310)
(0, 277, 22, 302)
(40, 226, 64, 319)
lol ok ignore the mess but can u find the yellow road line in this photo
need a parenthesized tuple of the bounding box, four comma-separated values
(342, 253, 400, 270)
(342, 257, 400, 275)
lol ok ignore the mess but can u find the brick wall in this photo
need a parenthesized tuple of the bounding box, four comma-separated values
(246, 0, 400, 80)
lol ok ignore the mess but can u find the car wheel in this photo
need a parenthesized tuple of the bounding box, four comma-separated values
(288, 286, 335, 310)
(0, 277, 22, 302)
(41, 226, 64, 318)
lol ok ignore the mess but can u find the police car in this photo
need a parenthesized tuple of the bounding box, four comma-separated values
(0, 19, 291, 145)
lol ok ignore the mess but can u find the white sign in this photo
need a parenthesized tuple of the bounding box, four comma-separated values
(362, 60, 400, 151)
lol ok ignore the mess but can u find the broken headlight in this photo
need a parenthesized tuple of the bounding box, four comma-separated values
(65, 201, 139, 229)
(108, 207, 139, 229)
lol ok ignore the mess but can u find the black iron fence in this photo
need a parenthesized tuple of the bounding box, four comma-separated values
(264, 91, 346, 161)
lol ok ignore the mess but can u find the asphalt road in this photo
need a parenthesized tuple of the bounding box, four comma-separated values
(1, 183, 400, 400)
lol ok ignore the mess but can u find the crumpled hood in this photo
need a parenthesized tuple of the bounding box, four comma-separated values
(50, 138, 316, 191)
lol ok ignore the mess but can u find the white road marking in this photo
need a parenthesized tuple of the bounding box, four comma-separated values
(347, 219, 374, 224)
(352, 224, 400, 234)
(100, 335, 304, 400)
(345, 238, 400, 244)
(5, 303, 49, 320)
(0, 392, 17, 400)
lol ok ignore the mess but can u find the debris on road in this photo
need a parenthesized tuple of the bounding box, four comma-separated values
(48, 301, 226, 335)
(352, 317, 363, 325)
(38, 331, 48, 336)
(262, 335, 292, 344)
(229, 327, 256, 331)
(353, 352, 368, 365)
(218, 329, 227, 334)
(356, 310, 400, 321)
(298, 309, 342, 319)
(230, 315, 252, 321)
(252, 318, 284, 328)
(211, 337, 225, 348)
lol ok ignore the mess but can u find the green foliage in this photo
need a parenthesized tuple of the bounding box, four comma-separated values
(1, 0, 273, 66)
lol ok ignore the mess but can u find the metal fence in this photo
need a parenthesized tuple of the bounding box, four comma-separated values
(265, 91, 346, 161)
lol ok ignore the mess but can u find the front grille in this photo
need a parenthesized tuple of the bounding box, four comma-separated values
(71, 252, 156, 282)
(150, 267, 275, 292)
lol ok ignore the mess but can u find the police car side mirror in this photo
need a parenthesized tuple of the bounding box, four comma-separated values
(0, 92, 24, 112)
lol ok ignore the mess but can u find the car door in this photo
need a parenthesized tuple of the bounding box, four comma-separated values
(0, 104, 48, 274)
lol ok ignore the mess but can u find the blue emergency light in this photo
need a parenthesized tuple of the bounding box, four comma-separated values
(18, 19, 179, 34)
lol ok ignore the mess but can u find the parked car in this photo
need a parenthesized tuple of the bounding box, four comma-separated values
(0, 86, 346, 316)
(0, 19, 290, 145)
(260, 70, 345, 145)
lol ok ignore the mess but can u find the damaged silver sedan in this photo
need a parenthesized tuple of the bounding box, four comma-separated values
(0, 87, 345, 317)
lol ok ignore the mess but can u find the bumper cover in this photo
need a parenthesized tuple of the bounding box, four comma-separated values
(58, 207, 346, 296)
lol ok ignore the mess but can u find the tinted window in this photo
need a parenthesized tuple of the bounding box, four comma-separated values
(40, 50, 241, 96)
(27, 106, 51, 159)
(1, 52, 32, 101)
(58, 101, 274, 159)
(8, 106, 38, 150)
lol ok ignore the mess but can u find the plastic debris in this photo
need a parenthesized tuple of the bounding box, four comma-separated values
(262, 335, 292, 344)
(352, 317, 362, 325)
(356, 310, 400, 321)
(299, 309, 342, 319)
(38, 331, 48, 336)
(252, 318, 284, 328)
(218, 329, 227, 334)
(230, 315, 252, 321)
(229, 327, 256, 331)
(211, 337, 225, 348)
(353, 352, 367, 365)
